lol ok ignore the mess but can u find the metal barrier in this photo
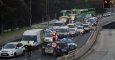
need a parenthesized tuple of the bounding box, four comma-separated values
(57, 25, 100, 60)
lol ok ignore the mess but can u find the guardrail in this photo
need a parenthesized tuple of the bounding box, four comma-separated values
(57, 24, 100, 60)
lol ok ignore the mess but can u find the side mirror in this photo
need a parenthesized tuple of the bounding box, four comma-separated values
(15, 47, 19, 49)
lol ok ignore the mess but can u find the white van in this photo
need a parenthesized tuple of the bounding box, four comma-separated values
(20, 29, 44, 47)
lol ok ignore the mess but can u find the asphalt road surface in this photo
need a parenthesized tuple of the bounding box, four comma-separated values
(80, 29, 115, 60)
(0, 13, 111, 60)
(80, 13, 115, 60)
(0, 31, 92, 60)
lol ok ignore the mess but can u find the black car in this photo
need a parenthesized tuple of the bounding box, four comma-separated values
(55, 41, 69, 56)
(60, 38, 77, 51)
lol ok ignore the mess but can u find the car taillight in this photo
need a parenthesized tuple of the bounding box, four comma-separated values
(56, 45, 59, 49)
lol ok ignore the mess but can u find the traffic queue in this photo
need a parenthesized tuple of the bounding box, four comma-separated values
(0, 15, 98, 57)
(41, 16, 97, 56)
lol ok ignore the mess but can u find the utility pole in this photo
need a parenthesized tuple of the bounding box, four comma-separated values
(29, 0, 32, 28)
(46, 0, 50, 26)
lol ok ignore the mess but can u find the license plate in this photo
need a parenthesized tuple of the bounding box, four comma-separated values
(45, 48, 53, 53)
(2, 53, 7, 55)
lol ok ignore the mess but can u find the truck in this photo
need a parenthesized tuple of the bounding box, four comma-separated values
(20, 29, 44, 49)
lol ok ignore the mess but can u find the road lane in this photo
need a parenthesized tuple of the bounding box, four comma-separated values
(80, 29, 115, 60)
(0, 31, 92, 60)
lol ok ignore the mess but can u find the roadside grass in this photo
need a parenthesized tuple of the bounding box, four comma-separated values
(0, 27, 27, 44)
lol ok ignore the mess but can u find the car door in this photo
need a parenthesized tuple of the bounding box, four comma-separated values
(16, 43, 23, 55)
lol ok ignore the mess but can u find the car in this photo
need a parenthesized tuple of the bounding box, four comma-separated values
(55, 41, 69, 56)
(67, 23, 77, 29)
(20, 29, 44, 49)
(44, 29, 53, 34)
(60, 38, 77, 51)
(103, 12, 112, 17)
(77, 26, 85, 34)
(107, 12, 112, 16)
(56, 26, 69, 39)
(44, 33, 58, 43)
(67, 23, 78, 34)
(103, 13, 108, 17)
(88, 17, 97, 26)
(41, 43, 54, 55)
(82, 23, 91, 32)
(69, 28, 79, 36)
(75, 22, 82, 26)
(0, 42, 25, 57)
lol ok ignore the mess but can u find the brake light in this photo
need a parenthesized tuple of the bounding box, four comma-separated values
(56, 45, 59, 49)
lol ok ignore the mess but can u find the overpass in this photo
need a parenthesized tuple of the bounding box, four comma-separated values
(100, 14, 115, 27)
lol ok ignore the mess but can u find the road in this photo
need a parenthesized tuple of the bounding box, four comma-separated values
(0, 13, 113, 60)
(0, 30, 92, 60)
(0, 32, 92, 60)
(79, 14, 115, 60)
(80, 29, 115, 60)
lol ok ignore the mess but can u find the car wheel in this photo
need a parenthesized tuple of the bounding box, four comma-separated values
(42, 49, 45, 55)
(22, 50, 25, 55)
(14, 52, 17, 57)
(53, 51, 57, 57)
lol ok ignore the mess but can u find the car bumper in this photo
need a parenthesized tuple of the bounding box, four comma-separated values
(0, 52, 14, 57)
(56, 49, 68, 55)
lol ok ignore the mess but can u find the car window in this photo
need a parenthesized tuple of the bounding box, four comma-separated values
(53, 23, 63, 26)
(69, 29, 75, 31)
(68, 25, 75, 28)
(56, 28, 68, 33)
(77, 27, 83, 29)
(22, 35, 37, 41)
(45, 33, 52, 37)
(58, 43, 67, 47)
(3, 44, 16, 49)
(17, 43, 23, 47)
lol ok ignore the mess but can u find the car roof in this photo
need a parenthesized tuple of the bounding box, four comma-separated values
(60, 26, 69, 29)
(7, 42, 20, 45)
(23, 29, 43, 35)
(55, 21, 63, 23)
(67, 23, 75, 25)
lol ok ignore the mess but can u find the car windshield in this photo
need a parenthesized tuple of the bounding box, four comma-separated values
(53, 23, 63, 26)
(83, 25, 89, 27)
(62, 39, 73, 43)
(58, 43, 67, 47)
(69, 29, 75, 31)
(45, 30, 52, 34)
(3, 44, 16, 49)
(67, 39, 73, 43)
(68, 25, 75, 28)
(89, 19, 96, 22)
(77, 27, 83, 29)
(56, 28, 68, 33)
(22, 35, 37, 41)
(45, 34, 52, 37)
(75, 22, 82, 25)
